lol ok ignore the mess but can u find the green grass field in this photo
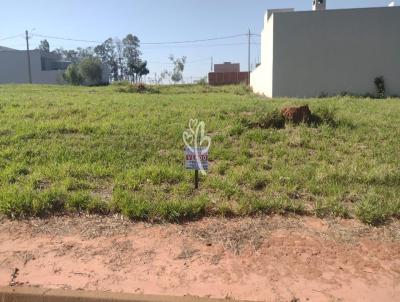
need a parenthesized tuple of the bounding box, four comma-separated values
(0, 83, 399, 225)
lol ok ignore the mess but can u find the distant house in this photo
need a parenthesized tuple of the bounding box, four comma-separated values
(251, 2, 400, 97)
(208, 62, 249, 85)
(0, 47, 70, 84)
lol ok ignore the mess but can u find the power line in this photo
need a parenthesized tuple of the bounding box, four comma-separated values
(33, 33, 249, 45)
(141, 42, 260, 50)
(142, 34, 247, 45)
(0, 33, 24, 41)
(33, 33, 101, 44)
(147, 57, 211, 65)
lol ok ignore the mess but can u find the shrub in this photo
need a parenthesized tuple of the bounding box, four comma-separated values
(63, 64, 83, 85)
(63, 57, 104, 86)
(374, 76, 385, 99)
(79, 57, 103, 86)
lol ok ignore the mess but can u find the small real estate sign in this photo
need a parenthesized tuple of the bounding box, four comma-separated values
(185, 147, 209, 171)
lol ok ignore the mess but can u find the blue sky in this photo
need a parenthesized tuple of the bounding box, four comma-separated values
(0, 0, 395, 81)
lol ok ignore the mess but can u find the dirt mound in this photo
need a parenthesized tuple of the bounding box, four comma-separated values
(281, 105, 311, 124)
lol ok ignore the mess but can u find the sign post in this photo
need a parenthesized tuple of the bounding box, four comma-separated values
(185, 147, 208, 189)
(195, 170, 199, 189)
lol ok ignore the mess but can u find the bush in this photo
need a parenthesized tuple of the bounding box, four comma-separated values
(374, 76, 385, 99)
(63, 57, 104, 86)
(63, 64, 83, 85)
(79, 57, 103, 86)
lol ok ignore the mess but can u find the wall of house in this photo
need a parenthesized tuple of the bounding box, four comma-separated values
(273, 7, 400, 97)
(250, 13, 274, 97)
(208, 72, 249, 85)
(214, 63, 240, 73)
(0, 50, 31, 83)
(0, 50, 65, 84)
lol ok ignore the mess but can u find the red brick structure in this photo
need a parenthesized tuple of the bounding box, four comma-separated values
(208, 72, 249, 86)
(208, 62, 249, 85)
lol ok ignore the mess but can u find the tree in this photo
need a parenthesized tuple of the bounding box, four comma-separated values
(94, 38, 118, 81)
(135, 60, 149, 82)
(63, 58, 103, 86)
(54, 47, 93, 63)
(79, 57, 103, 85)
(122, 34, 142, 83)
(63, 64, 83, 85)
(38, 40, 50, 52)
(160, 70, 171, 84)
(56, 33, 150, 84)
(54, 48, 78, 63)
(168, 55, 187, 84)
(114, 38, 125, 80)
(77, 47, 94, 59)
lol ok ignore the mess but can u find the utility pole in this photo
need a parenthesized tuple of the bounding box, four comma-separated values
(211, 56, 213, 72)
(25, 30, 32, 84)
(248, 29, 251, 85)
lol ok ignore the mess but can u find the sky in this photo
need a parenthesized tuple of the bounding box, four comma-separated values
(0, 0, 396, 82)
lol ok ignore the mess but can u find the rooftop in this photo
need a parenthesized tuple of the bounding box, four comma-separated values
(0, 46, 16, 51)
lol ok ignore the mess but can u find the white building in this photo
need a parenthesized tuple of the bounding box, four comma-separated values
(251, 4, 400, 98)
(0, 47, 70, 84)
(0, 47, 110, 85)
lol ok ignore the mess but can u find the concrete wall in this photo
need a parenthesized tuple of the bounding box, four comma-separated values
(274, 7, 400, 97)
(250, 13, 274, 97)
(0, 50, 65, 84)
(0, 50, 31, 83)
(251, 6, 400, 98)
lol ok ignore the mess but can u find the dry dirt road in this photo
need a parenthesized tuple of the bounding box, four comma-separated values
(0, 215, 399, 302)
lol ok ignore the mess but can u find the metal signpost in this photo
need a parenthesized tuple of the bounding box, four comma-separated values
(185, 147, 208, 189)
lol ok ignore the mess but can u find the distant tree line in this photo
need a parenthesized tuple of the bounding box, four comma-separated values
(38, 35, 189, 85)
(38, 34, 150, 85)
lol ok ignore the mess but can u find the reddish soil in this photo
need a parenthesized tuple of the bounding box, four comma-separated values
(0, 215, 399, 302)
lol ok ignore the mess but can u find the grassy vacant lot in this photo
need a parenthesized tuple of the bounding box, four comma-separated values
(0, 83, 399, 225)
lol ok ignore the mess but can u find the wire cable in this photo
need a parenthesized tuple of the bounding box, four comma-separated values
(0, 33, 24, 41)
(33, 33, 249, 45)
